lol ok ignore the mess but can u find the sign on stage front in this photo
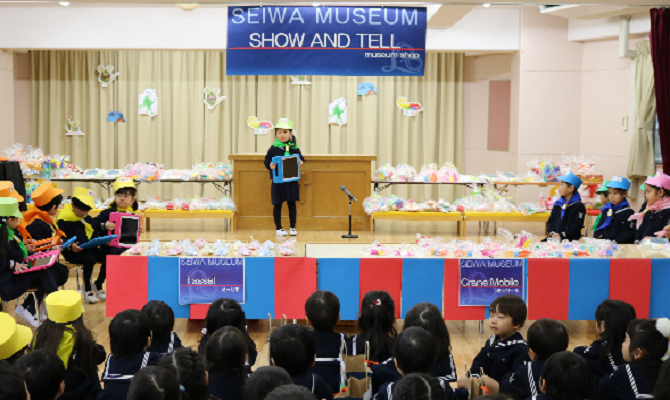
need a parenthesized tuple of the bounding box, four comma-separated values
(179, 257, 245, 305)
(459, 259, 525, 307)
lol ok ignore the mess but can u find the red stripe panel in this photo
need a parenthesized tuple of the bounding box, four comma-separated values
(274, 258, 317, 319)
(190, 304, 209, 320)
(527, 259, 569, 320)
(610, 258, 651, 318)
(443, 259, 486, 320)
(359, 258, 403, 318)
(106, 256, 148, 318)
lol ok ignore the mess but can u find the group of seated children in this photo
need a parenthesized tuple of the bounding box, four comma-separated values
(0, 177, 141, 327)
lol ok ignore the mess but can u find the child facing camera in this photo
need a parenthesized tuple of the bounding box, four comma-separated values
(545, 172, 586, 242)
(593, 177, 635, 244)
(630, 172, 670, 242)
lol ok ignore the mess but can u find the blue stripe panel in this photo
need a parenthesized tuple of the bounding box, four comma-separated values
(401, 259, 444, 318)
(317, 259, 360, 321)
(244, 258, 275, 319)
(568, 258, 610, 320)
(650, 259, 670, 318)
(148, 257, 190, 318)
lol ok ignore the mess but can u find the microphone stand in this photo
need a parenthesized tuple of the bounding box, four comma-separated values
(342, 196, 358, 239)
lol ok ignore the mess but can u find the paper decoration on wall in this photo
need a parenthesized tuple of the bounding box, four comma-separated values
(290, 75, 311, 85)
(203, 87, 226, 109)
(65, 116, 85, 136)
(328, 97, 347, 127)
(139, 89, 158, 117)
(97, 65, 120, 88)
(247, 116, 274, 135)
(357, 83, 378, 96)
(107, 111, 125, 123)
(397, 97, 423, 116)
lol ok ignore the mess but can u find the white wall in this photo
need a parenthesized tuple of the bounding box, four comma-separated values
(568, 14, 650, 42)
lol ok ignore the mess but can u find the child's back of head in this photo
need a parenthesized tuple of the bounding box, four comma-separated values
(595, 299, 636, 364)
(159, 347, 209, 400)
(489, 294, 527, 329)
(244, 366, 293, 400)
(625, 318, 670, 364)
(270, 324, 315, 377)
(127, 366, 180, 400)
(392, 373, 445, 400)
(201, 298, 252, 353)
(305, 291, 340, 331)
(265, 384, 317, 400)
(15, 350, 66, 400)
(33, 316, 99, 377)
(395, 327, 437, 374)
(403, 303, 451, 360)
(540, 351, 591, 400)
(206, 326, 248, 374)
(527, 319, 568, 361)
(359, 290, 397, 361)
(0, 360, 28, 400)
(109, 309, 152, 357)
(141, 300, 175, 338)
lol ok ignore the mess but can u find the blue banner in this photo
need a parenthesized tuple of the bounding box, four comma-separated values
(459, 259, 525, 306)
(179, 258, 245, 305)
(226, 6, 426, 76)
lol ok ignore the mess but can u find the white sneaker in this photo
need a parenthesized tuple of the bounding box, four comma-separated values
(15, 305, 39, 328)
(84, 291, 100, 304)
(276, 229, 288, 236)
(290, 228, 297, 236)
(92, 283, 106, 301)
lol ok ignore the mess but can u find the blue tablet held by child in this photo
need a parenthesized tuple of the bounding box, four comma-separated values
(272, 155, 301, 184)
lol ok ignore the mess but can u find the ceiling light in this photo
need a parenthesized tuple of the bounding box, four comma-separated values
(483, 3, 491, 7)
(59, 1, 70, 5)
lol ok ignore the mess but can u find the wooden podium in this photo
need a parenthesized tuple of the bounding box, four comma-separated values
(228, 154, 376, 231)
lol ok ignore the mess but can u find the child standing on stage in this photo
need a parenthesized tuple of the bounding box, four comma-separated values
(545, 172, 586, 241)
(264, 118, 305, 237)
(630, 172, 670, 242)
(593, 177, 636, 244)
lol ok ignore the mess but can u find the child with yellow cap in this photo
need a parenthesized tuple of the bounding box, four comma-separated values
(57, 188, 107, 304)
(0, 197, 59, 327)
(0, 311, 33, 365)
(32, 290, 106, 400)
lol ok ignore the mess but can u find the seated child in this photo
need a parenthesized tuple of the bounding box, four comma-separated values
(392, 373, 452, 400)
(57, 187, 107, 304)
(244, 366, 293, 400)
(97, 309, 161, 400)
(32, 290, 107, 400)
(573, 299, 636, 398)
(0, 312, 32, 365)
(374, 327, 455, 400)
(545, 172, 586, 242)
(15, 349, 66, 400)
(199, 298, 258, 369)
(537, 352, 591, 400)
(458, 294, 529, 388)
(372, 303, 456, 395)
(631, 172, 670, 242)
(593, 182, 610, 230)
(270, 324, 334, 400)
(488, 319, 568, 399)
(160, 347, 219, 400)
(653, 359, 670, 400)
(305, 290, 346, 394)
(598, 318, 670, 400)
(127, 366, 180, 400)
(346, 290, 397, 362)
(265, 385, 318, 400)
(594, 177, 635, 244)
(205, 326, 248, 400)
(0, 359, 29, 400)
(141, 300, 183, 354)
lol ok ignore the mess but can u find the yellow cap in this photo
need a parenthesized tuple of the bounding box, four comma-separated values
(0, 312, 32, 360)
(113, 177, 135, 193)
(72, 187, 96, 209)
(45, 290, 84, 324)
(32, 182, 64, 207)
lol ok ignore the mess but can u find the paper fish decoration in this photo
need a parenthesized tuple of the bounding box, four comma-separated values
(97, 65, 120, 88)
(247, 116, 274, 135)
(290, 75, 311, 85)
(139, 89, 158, 116)
(107, 111, 125, 123)
(328, 97, 347, 127)
(65, 116, 85, 136)
(357, 83, 378, 96)
(396, 97, 423, 116)
(203, 87, 226, 110)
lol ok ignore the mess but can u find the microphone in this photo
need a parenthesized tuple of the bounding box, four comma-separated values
(340, 185, 357, 202)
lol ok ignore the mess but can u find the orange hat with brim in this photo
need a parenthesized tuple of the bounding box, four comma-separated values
(32, 182, 64, 207)
(0, 181, 24, 202)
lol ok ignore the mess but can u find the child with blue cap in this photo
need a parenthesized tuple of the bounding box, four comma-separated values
(593, 176, 635, 243)
(544, 172, 586, 241)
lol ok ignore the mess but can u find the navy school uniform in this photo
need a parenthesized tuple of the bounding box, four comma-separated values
(470, 333, 530, 381)
(499, 360, 544, 400)
(374, 377, 456, 400)
(309, 330, 347, 394)
(97, 351, 161, 400)
(597, 359, 661, 400)
(146, 332, 183, 355)
(574, 341, 618, 399)
(593, 203, 636, 244)
(371, 354, 457, 396)
(545, 200, 586, 241)
(345, 332, 395, 363)
(61, 344, 107, 400)
(25, 218, 69, 287)
(525, 395, 554, 400)
(292, 372, 334, 400)
(263, 145, 305, 205)
(208, 370, 244, 400)
(634, 208, 670, 243)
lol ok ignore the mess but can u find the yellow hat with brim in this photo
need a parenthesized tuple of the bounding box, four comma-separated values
(113, 177, 135, 193)
(32, 182, 64, 207)
(0, 198, 23, 219)
(72, 187, 96, 209)
(0, 181, 24, 202)
(45, 290, 84, 324)
(0, 312, 32, 360)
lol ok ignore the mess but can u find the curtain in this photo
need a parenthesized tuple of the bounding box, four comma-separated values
(31, 50, 463, 201)
(650, 9, 670, 174)
(626, 40, 656, 199)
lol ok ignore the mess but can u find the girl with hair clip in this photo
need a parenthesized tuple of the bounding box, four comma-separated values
(346, 291, 398, 362)
(127, 366, 181, 400)
(198, 298, 257, 370)
(598, 318, 670, 400)
(159, 347, 218, 400)
(206, 326, 248, 400)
